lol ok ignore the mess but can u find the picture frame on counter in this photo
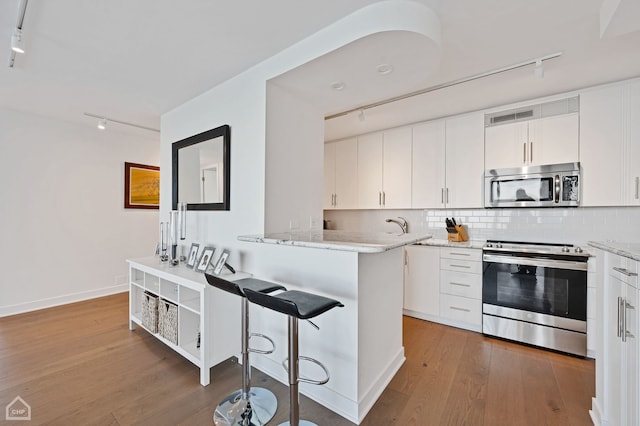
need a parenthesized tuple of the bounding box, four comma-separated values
(186, 243, 200, 268)
(196, 246, 215, 272)
(210, 249, 231, 275)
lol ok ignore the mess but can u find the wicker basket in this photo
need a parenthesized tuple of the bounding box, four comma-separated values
(158, 298, 179, 345)
(141, 292, 159, 333)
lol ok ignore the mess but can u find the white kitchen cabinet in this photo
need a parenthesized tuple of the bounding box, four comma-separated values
(357, 127, 412, 209)
(403, 245, 482, 332)
(581, 79, 640, 206)
(403, 245, 440, 318)
(593, 250, 639, 426)
(324, 138, 358, 209)
(438, 247, 482, 331)
(411, 119, 446, 208)
(484, 113, 579, 170)
(444, 112, 485, 209)
(627, 81, 640, 206)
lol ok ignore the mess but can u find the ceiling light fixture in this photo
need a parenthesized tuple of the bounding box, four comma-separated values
(11, 28, 25, 54)
(325, 52, 563, 121)
(376, 63, 394, 75)
(534, 59, 544, 79)
(84, 113, 160, 133)
(8, 0, 29, 68)
(330, 81, 345, 91)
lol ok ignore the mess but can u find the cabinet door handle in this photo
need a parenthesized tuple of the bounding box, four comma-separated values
(450, 252, 471, 257)
(441, 188, 444, 204)
(613, 267, 638, 277)
(450, 264, 471, 269)
(635, 176, 639, 200)
(450, 282, 471, 288)
(446, 188, 449, 204)
(378, 192, 382, 207)
(450, 306, 471, 313)
(523, 143, 527, 163)
(530, 142, 533, 164)
(625, 300, 635, 341)
(617, 296, 622, 338)
(382, 191, 386, 206)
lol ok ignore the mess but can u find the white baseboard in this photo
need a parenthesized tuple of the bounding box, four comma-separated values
(357, 347, 406, 422)
(0, 285, 129, 317)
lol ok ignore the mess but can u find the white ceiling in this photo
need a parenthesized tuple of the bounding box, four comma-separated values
(1, 0, 639, 137)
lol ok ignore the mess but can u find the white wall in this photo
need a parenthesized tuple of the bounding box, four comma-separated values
(0, 108, 159, 316)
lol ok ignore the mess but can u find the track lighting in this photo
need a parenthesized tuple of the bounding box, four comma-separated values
(84, 112, 160, 133)
(534, 59, 544, 79)
(11, 28, 24, 54)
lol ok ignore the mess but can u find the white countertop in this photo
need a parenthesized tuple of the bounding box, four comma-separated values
(588, 241, 640, 261)
(237, 230, 432, 253)
(413, 238, 485, 249)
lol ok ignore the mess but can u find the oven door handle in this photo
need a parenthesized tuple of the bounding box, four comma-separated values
(482, 254, 588, 271)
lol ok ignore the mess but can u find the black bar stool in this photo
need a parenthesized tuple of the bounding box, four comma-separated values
(243, 288, 344, 426)
(205, 275, 286, 426)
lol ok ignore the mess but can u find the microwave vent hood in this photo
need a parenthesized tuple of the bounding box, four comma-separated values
(485, 96, 579, 127)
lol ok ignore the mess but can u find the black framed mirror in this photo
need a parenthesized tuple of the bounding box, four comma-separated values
(172, 124, 230, 211)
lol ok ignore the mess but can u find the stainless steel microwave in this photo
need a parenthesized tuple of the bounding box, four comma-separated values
(484, 162, 580, 208)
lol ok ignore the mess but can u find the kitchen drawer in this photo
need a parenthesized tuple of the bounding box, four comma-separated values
(440, 270, 482, 299)
(440, 258, 482, 274)
(439, 294, 482, 326)
(609, 255, 638, 287)
(440, 247, 482, 262)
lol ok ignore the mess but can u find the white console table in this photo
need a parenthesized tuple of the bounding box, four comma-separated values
(128, 256, 249, 386)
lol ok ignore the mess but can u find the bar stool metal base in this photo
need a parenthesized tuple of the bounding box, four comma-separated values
(214, 387, 277, 426)
(278, 421, 317, 426)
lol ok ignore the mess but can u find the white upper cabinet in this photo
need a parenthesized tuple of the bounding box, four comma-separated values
(445, 112, 485, 209)
(627, 81, 640, 206)
(411, 113, 484, 209)
(382, 127, 413, 209)
(357, 132, 384, 209)
(324, 138, 358, 209)
(412, 119, 446, 208)
(357, 127, 412, 209)
(485, 113, 579, 170)
(580, 80, 640, 206)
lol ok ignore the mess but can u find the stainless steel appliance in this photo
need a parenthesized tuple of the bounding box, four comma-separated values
(484, 162, 580, 208)
(482, 240, 588, 356)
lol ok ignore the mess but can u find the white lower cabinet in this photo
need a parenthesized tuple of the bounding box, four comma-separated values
(593, 250, 639, 426)
(403, 245, 481, 332)
(403, 245, 440, 317)
(128, 257, 249, 386)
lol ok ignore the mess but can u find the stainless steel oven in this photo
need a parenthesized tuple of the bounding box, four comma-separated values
(482, 240, 588, 356)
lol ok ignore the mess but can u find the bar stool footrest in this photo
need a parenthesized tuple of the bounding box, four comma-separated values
(248, 332, 276, 355)
(282, 356, 330, 385)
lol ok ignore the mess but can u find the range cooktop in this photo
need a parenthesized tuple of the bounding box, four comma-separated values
(483, 240, 588, 257)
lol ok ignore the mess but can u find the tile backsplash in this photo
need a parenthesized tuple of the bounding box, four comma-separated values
(324, 206, 640, 247)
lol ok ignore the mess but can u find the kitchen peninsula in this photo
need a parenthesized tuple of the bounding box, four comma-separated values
(237, 231, 430, 423)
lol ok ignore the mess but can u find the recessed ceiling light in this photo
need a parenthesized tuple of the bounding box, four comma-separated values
(376, 63, 393, 75)
(330, 81, 345, 91)
(97, 118, 107, 130)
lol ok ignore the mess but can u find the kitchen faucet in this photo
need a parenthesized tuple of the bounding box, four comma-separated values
(385, 216, 408, 234)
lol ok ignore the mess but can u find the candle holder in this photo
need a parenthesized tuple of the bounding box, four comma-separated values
(159, 222, 169, 262)
(169, 211, 179, 265)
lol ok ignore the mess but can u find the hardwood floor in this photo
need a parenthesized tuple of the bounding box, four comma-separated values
(0, 293, 594, 425)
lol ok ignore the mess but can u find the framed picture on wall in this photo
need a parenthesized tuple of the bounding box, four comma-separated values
(124, 162, 160, 209)
(186, 243, 200, 268)
(196, 246, 215, 272)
